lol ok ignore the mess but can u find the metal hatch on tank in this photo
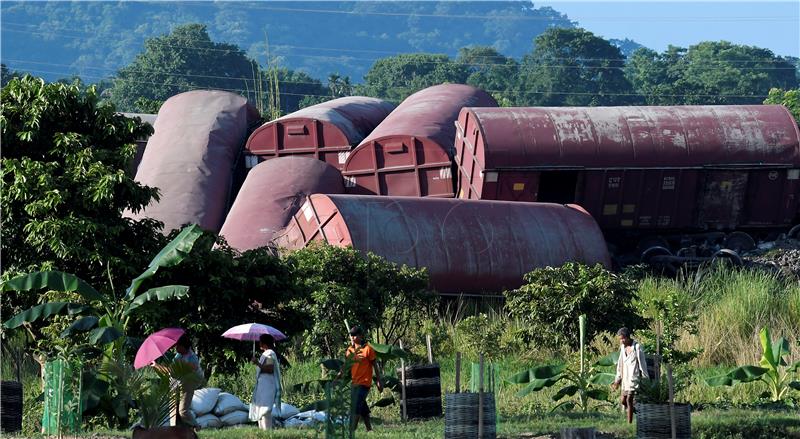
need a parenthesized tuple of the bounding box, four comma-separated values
(342, 84, 498, 198)
(275, 194, 611, 295)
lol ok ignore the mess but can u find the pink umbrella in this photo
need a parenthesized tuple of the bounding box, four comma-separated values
(222, 323, 287, 353)
(134, 327, 185, 369)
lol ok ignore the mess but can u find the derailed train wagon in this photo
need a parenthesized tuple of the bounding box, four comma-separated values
(454, 105, 800, 259)
(244, 96, 396, 170)
(276, 194, 610, 295)
(126, 91, 260, 233)
(219, 156, 345, 252)
(342, 84, 497, 198)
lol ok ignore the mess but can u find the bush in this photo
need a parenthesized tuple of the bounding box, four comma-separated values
(504, 262, 645, 351)
(693, 409, 800, 438)
(454, 313, 523, 360)
(285, 244, 433, 358)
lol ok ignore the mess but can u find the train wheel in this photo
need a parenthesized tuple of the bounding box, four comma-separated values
(788, 224, 800, 240)
(723, 231, 756, 253)
(711, 249, 743, 267)
(637, 236, 669, 257)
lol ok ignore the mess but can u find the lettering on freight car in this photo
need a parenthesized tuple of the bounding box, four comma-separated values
(245, 155, 259, 169)
(657, 215, 671, 226)
(513, 183, 525, 191)
(607, 177, 621, 189)
(620, 219, 633, 227)
(344, 176, 356, 188)
(662, 176, 676, 190)
(623, 204, 636, 213)
(603, 204, 618, 215)
(639, 216, 652, 226)
(437, 168, 452, 180)
(768, 171, 779, 181)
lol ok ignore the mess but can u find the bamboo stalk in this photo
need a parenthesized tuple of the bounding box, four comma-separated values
(478, 353, 485, 439)
(399, 340, 407, 421)
(426, 334, 433, 364)
(455, 352, 461, 393)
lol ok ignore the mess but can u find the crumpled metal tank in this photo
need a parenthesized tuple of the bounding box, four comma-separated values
(342, 84, 497, 198)
(244, 96, 396, 170)
(276, 194, 610, 295)
(219, 156, 345, 252)
(126, 90, 260, 233)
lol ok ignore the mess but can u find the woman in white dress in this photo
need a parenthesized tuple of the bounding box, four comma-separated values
(249, 333, 282, 429)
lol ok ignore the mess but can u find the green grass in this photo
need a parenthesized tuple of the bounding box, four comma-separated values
(10, 408, 799, 438)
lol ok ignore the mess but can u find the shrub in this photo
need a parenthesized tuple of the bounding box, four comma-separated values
(285, 244, 433, 358)
(504, 262, 645, 351)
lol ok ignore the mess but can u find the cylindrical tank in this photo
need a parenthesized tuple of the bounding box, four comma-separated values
(455, 105, 800, 200)
(244, 96, 396, 170)
(342, 84, 498, 198)
(276, 194, 610, 294)
(125, 91, 260, 233)
(219, 156, 345, 251)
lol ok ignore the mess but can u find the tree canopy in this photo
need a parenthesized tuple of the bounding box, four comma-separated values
(361, 53, 470, 102)
(457, 46, 519, 106)
(109, 24, 258, 112)
(516, 28, 635, 106)
(626, 42, 799, 105)
(1, 76, 163, 291)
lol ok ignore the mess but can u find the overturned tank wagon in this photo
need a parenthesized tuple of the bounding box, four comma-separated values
(219, 156, 345, 252)
(342, 84, 498, 198)
(125, 91, 260, 233)
(243, 96, 396, 170)
(276, 194, 611, 295)
(454, 105, 800, 266)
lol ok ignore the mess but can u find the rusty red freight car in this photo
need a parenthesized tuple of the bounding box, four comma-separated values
(219, 156, 345, 252)
(275, 194, 610, 295)
(126, 91, 260, 233)
(454, 105, 800, 260)
(244, 96, 395, 170)
(342, 84, 497, 197)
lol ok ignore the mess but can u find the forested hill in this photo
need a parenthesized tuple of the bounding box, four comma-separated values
(1, 1, 586, 82)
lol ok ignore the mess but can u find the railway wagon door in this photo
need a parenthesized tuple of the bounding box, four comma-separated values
(743, 169, 799, 226)
(695, 170, 749, 229)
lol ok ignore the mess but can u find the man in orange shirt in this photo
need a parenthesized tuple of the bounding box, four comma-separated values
(345, 326, 383, 432)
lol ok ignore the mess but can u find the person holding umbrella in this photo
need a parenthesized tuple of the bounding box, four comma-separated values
(249, 334, 282, 430)
(149, 334, 204, 428)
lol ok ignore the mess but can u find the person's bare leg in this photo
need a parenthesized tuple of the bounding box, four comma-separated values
(626, 394, 635, 423)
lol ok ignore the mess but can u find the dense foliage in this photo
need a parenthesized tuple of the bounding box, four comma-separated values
(626, 42, 799, 105)
(764, 87, 800, 124)
(504, 263, 645, 351)
(286, 244, 433, 358)
(515, 28, 635, 106)
(362, 53, 470, 102)
(0, 76, 163, 298)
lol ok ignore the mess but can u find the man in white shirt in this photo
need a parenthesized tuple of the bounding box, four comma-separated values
(611, 327, 649, 423)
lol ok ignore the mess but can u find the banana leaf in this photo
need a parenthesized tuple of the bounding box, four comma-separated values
(371, 395, 395, 408)
(589, 372, 616, 386)
(594, 351, 619, 367)
(551, 384, 579, 401)
(3, 302, 88, 329)
(1, 271, 103, 302)
(517, 376, 562, 397)
(551, 400, 576, 412)
(125, 224, 203, 300)
(60, 316, 100, 337)
(586, 388, 609, 401)
(705, 365, 769, 386)
(508, 364, 565, 384)
(124, 285, 190, 314)
(371, 342, 407, 360)
(321, 359, 343, 371)
(88, 327, 123, 345)
(788, 381, 800, 391)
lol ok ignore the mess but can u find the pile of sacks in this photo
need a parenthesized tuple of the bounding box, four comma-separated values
(189, 388, 304, 429)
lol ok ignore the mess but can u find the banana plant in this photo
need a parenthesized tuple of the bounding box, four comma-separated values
(2, 224, 203, 361)
(508, 315, 616, 412)
(706, 327, 800, 402)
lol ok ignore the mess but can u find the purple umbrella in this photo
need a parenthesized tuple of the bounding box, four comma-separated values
(222, 323, 287, 353)
(134, 327, 185, 369)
